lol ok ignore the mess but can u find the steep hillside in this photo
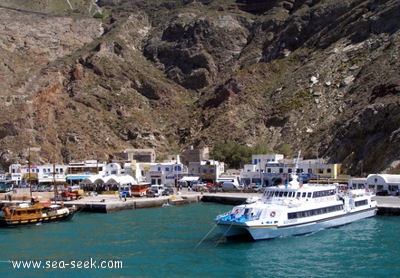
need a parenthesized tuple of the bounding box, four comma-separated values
(0, 0, 399, 176)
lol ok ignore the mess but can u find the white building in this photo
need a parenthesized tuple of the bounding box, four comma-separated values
(105, 163, 122, 175)
(9, 163, 68, 185)
(81, 174, 137, 188)
(147, 162, 188, 186)
(123, 162, 151, 183)
(241, 154, 343, 186)
(348, 177, 367, 189)
(251, 154, 284, 170)
(366, 174, 400, 195)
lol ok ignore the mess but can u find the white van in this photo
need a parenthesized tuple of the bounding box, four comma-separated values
(217, 176, 240, 187)
(217, 176, 241, 191)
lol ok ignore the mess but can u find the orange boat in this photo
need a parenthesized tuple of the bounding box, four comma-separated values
(0, 201, 76, 227)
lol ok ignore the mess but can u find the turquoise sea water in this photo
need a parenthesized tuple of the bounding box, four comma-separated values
(0, 202, 399, 278)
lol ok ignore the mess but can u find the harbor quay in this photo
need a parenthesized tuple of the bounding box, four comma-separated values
(0, 188, 259, 213)
(1, 189, 399, 214)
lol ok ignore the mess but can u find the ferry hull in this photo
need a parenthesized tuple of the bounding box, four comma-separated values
(0, 212, 75, 228)
(218, 208, 377, 240)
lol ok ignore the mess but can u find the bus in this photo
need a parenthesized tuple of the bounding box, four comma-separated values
(131, 183, 151, 197)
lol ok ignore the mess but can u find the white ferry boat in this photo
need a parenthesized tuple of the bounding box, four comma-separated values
(215, 158, 377, 240)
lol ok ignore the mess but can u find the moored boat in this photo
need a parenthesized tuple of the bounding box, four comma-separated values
(0, 200, 76, 227)
(215, 153, 377, 240)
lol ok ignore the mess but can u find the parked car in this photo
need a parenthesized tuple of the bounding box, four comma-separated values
(192, 183, 207, 192)
(89, 191, 98, 197)
(146, 184, 165, 197)
(251, 183, 262, 192)
(221, 182, 241, 192)
(162, 188, 174, 196)
(146, 189, 159, 198)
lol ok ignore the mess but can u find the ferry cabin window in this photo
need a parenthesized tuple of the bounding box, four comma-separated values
(288, 205, 344, 219)
(312, 190, 336, 198)
(302, 192, 306, 198)
(297, 192, 301, 198)
(355, 200, 368, 207)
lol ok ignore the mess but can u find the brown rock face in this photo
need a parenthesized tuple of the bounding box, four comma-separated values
(0, 0, 400, 176)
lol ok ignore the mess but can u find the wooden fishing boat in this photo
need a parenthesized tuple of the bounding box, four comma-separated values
(0, 201, 76, 227)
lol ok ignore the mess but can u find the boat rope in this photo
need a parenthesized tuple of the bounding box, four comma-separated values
(214, 221, 236, 247)
(195, 224, 218, 249)
(74, 204, 86, 214)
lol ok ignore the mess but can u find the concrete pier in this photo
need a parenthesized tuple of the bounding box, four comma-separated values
(65, 194, 202, 213)
(374, 196, 400, 215)
(64, 191, 260, 213)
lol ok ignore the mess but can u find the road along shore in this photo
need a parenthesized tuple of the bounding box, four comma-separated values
(1, 190, 399, 215)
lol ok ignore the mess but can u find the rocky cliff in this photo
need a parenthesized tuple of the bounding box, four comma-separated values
(0, 0, 399, 175)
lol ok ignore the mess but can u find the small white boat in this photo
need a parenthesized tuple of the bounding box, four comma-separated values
(215, 153, 377, 240)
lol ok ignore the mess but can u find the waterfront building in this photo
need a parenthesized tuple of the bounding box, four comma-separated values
(123, 162, 150, 183)
(8, 163, 67, 186)
(147, 160, 188, 186)
(348, 177, 367, 190)
(80, 174, 137, 192)
(66, 160, 106, 185)
(36, 164, 68, 185)
(105, 162, 122, 175)
(241, 154, 344, 187)
(366, 174, 400, 195)
(9, 164, 23, 185)
(200, 160, 225, 183)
